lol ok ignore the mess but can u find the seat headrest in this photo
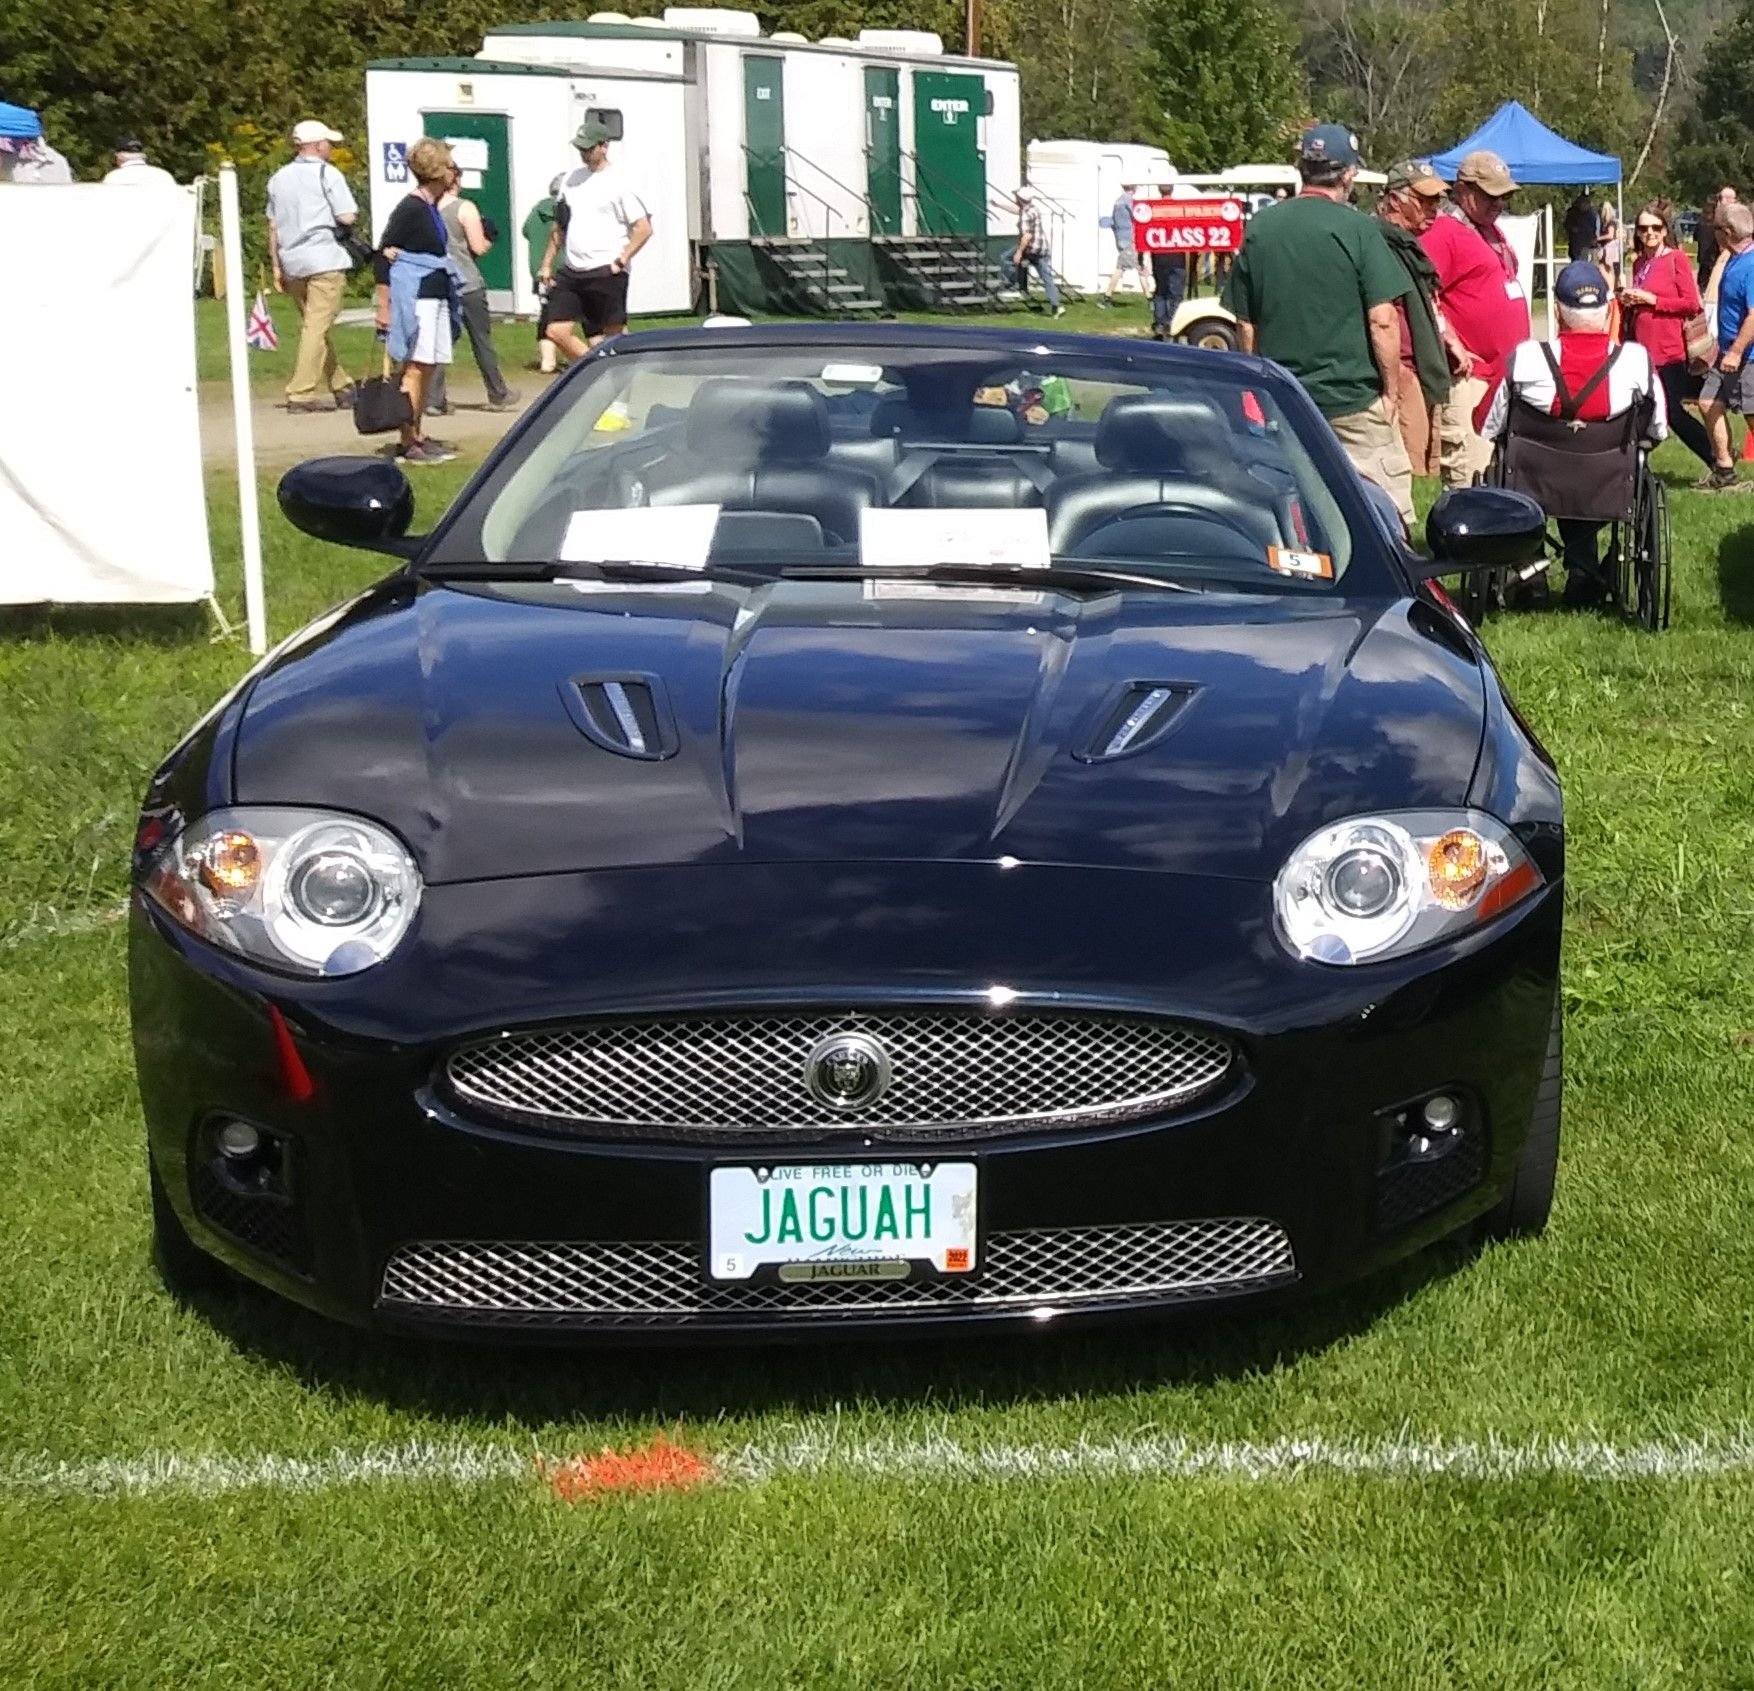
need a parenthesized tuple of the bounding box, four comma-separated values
(686, 379, 831, 461)
(870, 398, 1023, 445)
(1095, 392, 1236, 473)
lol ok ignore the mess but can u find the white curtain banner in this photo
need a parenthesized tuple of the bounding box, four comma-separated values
(0, 185, 213, 605)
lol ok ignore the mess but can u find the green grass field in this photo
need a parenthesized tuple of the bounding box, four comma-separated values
(4, 432, 1754, 1686)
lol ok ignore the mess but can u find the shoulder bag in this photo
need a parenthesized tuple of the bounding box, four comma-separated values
(1677, 253, 1717, 372)
(354, 345, 413, 436)
(321, 165, 375, 269)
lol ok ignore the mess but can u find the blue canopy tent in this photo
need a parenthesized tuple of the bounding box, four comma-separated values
(1429, 101, 1620, 186)
(1430, 102, 1623, 315)
(0, 100, 43, 141)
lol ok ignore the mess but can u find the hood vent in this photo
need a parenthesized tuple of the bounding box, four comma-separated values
(560, 674, 679, 761)
(1075, 683, 1199, 763)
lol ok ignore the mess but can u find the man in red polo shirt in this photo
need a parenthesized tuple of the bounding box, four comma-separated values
(1482, 262, 1667, 606)
(1421, 149, 1531, 481)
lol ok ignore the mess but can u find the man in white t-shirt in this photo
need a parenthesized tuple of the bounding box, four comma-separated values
(102, 139, 179, 189)
(536, 120, 653, 356)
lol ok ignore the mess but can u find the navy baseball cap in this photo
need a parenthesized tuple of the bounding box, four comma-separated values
(1300, 124, 1363, 169)
(1555, 261, 1609, 308)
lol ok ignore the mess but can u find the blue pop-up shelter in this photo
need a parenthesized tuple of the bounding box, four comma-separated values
(0, 101, 44, 141)
(1429, 101, 1620, 187)
(1430, 102, 1623, 309)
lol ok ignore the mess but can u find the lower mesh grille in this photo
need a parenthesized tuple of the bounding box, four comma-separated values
(190, 1162, 309, 1275)
(1375, 1136, 1487, 1234)
(378, 1219, 1296, 1325)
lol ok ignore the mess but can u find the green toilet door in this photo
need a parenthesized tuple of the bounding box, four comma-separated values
(743, 55, 787, 237)
(425, 110, 513, 295)
(911, 71, 986, 236)
(864, 66, 902, 237)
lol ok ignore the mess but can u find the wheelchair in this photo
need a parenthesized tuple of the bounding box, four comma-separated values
(1456, 392, 1671, 631)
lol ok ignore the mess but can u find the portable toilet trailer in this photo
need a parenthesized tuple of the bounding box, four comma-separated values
(369, 11, 1023, 320)
(365, 52, 696, 319)
(1024, 139, 1176, 294)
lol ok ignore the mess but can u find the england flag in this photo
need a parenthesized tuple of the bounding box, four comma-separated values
(246, 291, 279, 352)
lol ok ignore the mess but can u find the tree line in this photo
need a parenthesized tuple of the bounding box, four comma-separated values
(4, 0, 1751, 201)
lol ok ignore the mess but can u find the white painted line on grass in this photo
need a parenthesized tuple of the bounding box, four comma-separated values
(1, 900, 129, 950)
(7, 1429, 1754, 1502)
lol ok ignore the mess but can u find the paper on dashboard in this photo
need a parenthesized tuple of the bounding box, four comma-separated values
(859, 507, 1052, 571)
(560, 505, 721, 569)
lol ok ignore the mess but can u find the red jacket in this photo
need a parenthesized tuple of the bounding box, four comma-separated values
(1625, 246, 1701, 369)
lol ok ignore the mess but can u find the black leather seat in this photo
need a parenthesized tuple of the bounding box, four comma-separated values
(633, 379, 881, 544)
(1046, 393, 1288, 557)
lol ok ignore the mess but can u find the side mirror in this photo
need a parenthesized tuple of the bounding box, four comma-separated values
(1419, 486, 1546, 577)
(277, 457, 419, 556)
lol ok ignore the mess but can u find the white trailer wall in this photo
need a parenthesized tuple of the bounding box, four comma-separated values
(1026, 139, 1173, 291)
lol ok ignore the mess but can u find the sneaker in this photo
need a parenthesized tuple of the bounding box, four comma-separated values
(1703, 465, 1739, 490)
(285, 398, 330, 414)
(485, 389, 523, 412)
(1054, 305, 1067, 318)
(331, 385, 359, 409)
(426, 400, 450, 417)
(400, 440, 457, 466)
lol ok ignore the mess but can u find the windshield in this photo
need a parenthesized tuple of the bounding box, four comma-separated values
(429, 339, 1389, 592)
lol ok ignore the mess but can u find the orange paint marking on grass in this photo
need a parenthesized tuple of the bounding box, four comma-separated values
(541, 1432, 718, 1501)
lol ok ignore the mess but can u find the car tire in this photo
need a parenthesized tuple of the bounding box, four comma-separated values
(149, 1157, 231, 1297)
(1478, 999, 1562, 1241)
(1180, 317, 1239, 352)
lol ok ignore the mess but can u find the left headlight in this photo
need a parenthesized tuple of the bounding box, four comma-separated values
(142, 806, 421, 977)
(1274, 809, 1543, 965)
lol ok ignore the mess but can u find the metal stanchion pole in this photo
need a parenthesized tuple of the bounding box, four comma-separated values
(219, 162, 268, 655)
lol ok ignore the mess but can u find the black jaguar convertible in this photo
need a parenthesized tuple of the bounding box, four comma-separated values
(130, 325, 1562, 1338)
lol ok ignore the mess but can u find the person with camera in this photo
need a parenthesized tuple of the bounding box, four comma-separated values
(265, 119, 361, 413)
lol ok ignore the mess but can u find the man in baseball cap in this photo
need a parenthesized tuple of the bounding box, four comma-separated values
(1482, 260, 1667, 606)
(1223, 122, 1419, 526)
(1376, 161, 1468, 479)
(1420, 147, 1529, 481)
(537, 116, 653, 355)
(265, 118, 361, 410)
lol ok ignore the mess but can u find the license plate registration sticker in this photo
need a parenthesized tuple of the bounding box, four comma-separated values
(707, 1161, 978, 1282)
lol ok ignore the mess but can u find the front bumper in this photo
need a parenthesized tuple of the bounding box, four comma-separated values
(130, 860, 1561, 1339)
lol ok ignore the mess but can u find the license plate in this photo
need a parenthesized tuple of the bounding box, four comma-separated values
(707, 1161, 978, 1282)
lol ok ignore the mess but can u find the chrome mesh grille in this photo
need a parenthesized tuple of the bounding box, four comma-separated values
(442, 1011, 1235, 1141)
(378, 1220, 1296, 1325)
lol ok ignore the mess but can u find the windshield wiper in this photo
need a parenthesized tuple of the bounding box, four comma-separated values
(780, 562, 1202, 594)
(420, 559, 772, 585)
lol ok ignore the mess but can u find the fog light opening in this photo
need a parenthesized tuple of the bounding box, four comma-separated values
(216, 1120, 262, 1162)
(1399, 1093, 1466, 1163)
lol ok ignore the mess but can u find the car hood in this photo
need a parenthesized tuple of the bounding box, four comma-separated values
(233, 576, 1486, 884)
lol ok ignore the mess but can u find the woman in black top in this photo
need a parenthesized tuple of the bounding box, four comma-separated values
(373, 136, 458, 464)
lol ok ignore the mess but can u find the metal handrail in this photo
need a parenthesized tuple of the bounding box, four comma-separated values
(786, 147, 877, 235)
(740, 145, 844, 313)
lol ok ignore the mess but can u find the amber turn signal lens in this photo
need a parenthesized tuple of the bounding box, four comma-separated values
(1427, 829, 1488, 908)
(197, 830, 261, 896)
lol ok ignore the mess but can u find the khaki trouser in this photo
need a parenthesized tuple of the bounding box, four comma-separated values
(1441, 374, 1493, 486)
(284, 270, 352, 401)
(1329, 397, 1415, 529)
(1395, 364, 1438, 476)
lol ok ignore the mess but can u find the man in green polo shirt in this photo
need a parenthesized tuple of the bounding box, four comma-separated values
(1222, 124, 1415, 526)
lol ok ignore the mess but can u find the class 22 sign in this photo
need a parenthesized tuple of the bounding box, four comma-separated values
(1134, 197, 1245, 254)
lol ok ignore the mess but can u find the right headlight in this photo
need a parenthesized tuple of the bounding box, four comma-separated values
(1274, 809, 1543, 965)
(142, 805, 421, 977)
